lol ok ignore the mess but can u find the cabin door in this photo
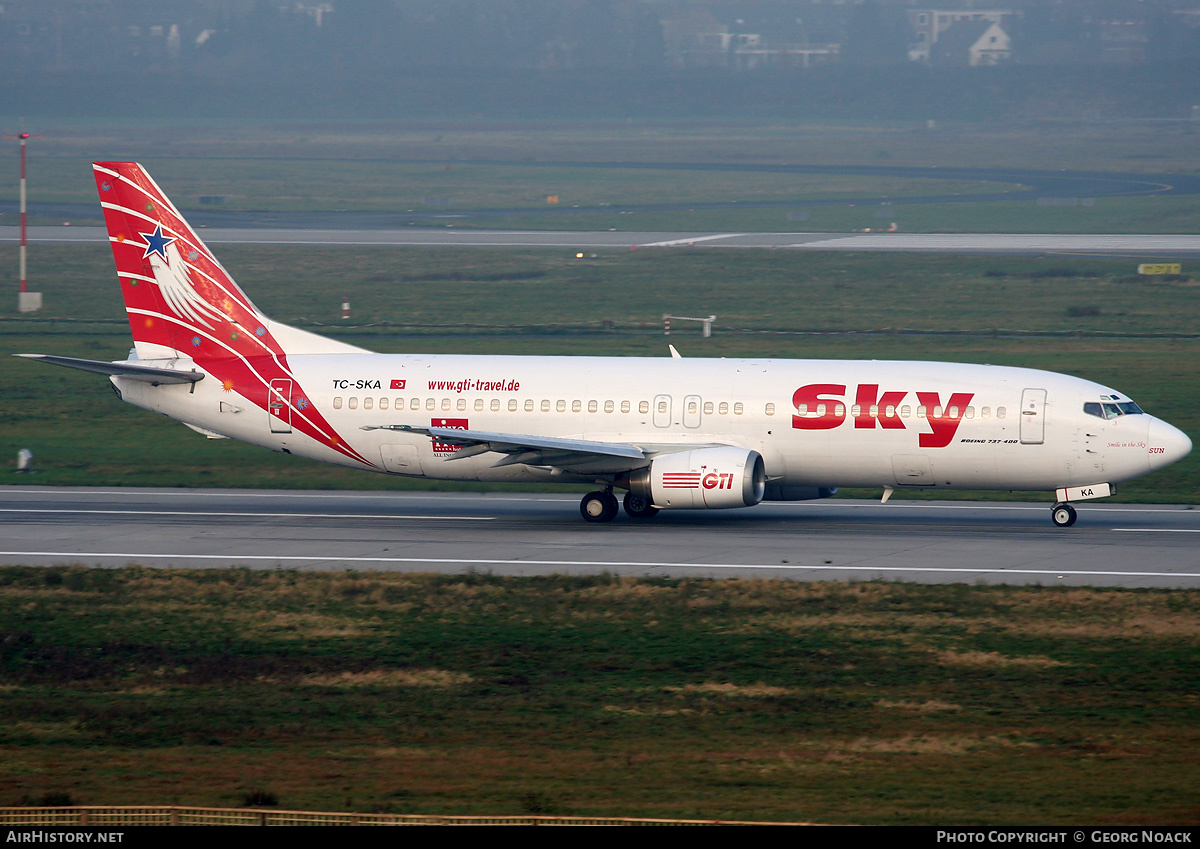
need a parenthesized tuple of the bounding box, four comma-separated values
(1019, 388, 1047, 445)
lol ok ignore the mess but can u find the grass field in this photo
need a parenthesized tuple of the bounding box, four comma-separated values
(1, 568, 1197, 823)
(1, 121, 1197, 823)
(7, 119, 1200, 233)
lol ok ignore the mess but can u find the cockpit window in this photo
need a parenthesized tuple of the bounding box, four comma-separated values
(1084, 400, 1144, 419)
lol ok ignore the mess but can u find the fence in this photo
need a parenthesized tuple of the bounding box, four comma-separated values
(0, 806, 812, 826)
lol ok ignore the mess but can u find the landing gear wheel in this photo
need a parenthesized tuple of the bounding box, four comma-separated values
(623, 491, 659, 519)
(580, 490, 619, 523)
(1051, 503, 1077, 528)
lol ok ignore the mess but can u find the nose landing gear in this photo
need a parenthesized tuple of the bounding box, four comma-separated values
(1051, 502, 1077, 528)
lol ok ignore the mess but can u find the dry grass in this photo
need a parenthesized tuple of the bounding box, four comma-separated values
(0, 568, 1196, 823)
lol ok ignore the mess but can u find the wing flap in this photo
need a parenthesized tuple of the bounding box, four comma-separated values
(362, 424, 648, 473)
(360, 424, 736, 475)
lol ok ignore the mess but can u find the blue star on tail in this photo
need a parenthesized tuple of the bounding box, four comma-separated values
(139, 224, 176, 261)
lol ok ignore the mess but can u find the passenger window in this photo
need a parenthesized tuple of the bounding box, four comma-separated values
(379, 398, 389, 411)
(885, 405, 896, 417)
(657, 400, 667, 413)
(981, 407, 990, 418)
(557, 400, 566, 413)
(639, 401, 649, 414)
(524, 399, 534, 412)
(703, 401, 713, 415)
(475, 399, 485, 411)
(333, 397, 343, 409)
(541, 400, 551, 412)
(457, 398, 467, 411)
(933, 405, 943, 418)
(621, 401, 630, 414)
(572, 400, 582, 413)
(348, 397, 358, 410)
(688, 400, 698, 414)
(441, 398, 452, 411)
(965, 406, 974, 419)
(395, 397, 405, 410)
(604, 400, 614, 413)
(917, 406, 926, 419)
(719, 402, 729, 415)
(901, 405, 911, 418)
(764, 403, 775, 416)
(363, 397, 373, 410)
(588, 400, 598, 413)
(997, 407, 1006, 419)
(426, 398, 436, 411)
(734, 402, 744, 415)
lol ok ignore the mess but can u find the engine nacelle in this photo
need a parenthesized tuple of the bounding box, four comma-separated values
(629, 447, 766, 509)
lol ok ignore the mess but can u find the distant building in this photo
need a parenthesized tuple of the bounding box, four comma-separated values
(662, 8, 840, 70)
(1097, 18, 1146, 64)
(930, 19, 1011, 66)
(907, 8, 1012, 63)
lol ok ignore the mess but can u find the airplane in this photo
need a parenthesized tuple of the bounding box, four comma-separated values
(16, 162, 1193, 526)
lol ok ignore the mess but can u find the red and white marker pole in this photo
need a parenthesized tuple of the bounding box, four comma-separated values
(5, 132, 41, 305)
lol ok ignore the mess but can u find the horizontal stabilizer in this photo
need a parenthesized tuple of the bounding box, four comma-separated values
(15, 354, 204, 385)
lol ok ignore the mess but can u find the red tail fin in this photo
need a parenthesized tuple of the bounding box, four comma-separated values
(95, 162, 366, 361)
(94, 162, 374, 468)
(95, 162, 268, 360)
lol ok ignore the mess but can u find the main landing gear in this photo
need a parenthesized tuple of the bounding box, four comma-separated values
(622, 491, 659, 520)
(1050, 502, 1077, 528)
(579, 490, 661, 523)
(580, 490, 619, 523)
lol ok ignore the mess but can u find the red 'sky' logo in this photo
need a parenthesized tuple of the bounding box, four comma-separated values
(791, 383, 974, 448)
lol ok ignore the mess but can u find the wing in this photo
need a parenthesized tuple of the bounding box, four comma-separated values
(361, 424, 725, 475)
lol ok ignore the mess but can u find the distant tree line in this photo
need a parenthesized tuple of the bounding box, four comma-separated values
(2, 0, 1199, 122)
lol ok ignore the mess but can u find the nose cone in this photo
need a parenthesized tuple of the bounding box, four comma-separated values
(1147, 417, 1192, 472)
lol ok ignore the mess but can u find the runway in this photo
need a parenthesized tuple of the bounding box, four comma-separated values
(8, 225, 1200, 256)
(3, 487, 1198, 589)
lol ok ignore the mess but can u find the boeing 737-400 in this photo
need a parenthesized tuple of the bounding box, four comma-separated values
(17, 163, 1193, 525)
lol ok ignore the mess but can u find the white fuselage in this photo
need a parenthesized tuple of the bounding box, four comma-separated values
(112, 354, 1188, 495)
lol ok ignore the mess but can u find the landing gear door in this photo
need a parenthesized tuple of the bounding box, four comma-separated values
(1020, 388, 1047, 445)
(269, 378, 293, 433)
